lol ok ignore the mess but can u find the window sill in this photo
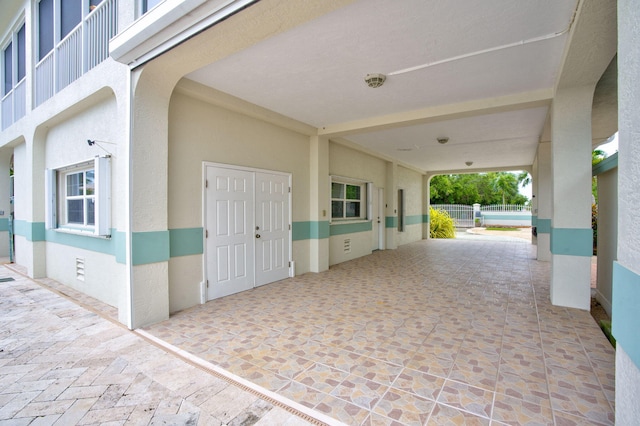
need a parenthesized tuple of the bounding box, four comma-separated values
(330, 219, 371, 225)
(55, 227, 111, 239)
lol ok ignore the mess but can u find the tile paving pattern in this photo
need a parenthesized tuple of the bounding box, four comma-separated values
(0, 269, 315, 425)
(144, 238, 616, 425)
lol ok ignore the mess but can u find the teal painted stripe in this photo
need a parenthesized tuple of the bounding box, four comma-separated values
(550, 228, 593, 257)
(481, 214, 531, 221)
(532, 215, 538, 227)
(405, 215, 423, 225)
(132, 231, 170, 265)
(612, 261, 640, 369)
(423, 214, 430, 223)
(292, 221, 329, 240)
(330, 221, 372, 236)
(14, 220, 46, 241)
(385, 217, 397, 228)
(593, 152, 618, 176)
(312, 221, 330, 239)
(292, 222, 311, 241)
(46, 228, 126, 263)
(169, 228, 203, 257)
(537, 218, 551, 234)
(0, 218, 8, 232)
(113, 231, 126, 264)
(44, 227, 197, 264)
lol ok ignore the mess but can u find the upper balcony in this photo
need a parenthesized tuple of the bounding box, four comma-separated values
(34, 0, 118, 108)
(1, 0, 118, 131)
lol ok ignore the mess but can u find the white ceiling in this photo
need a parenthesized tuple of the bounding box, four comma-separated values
(186, 0, 580, 173)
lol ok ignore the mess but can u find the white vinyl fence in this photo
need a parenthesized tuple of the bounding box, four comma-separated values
(431, 204, 474, 227)
(432, 204, 531, 228)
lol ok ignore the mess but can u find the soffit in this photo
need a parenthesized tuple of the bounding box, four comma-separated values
(182, 0, 588, 173)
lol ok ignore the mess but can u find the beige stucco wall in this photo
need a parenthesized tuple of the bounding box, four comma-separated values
(167, 89, 311, 312)
(329, 142, 387, 187)
(45, 243, 125, 307)
(39, 95, 126, 307)
(396, 165, 424, 246)
(328, 142, 387, 266)
(44, 96, 125, 227)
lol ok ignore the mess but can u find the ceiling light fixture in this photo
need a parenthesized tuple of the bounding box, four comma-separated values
(465, 161, 473, 166)
(437, 137, 449, 144)
(364, 73, 386, 88)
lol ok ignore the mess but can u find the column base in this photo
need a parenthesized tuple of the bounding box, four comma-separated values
(550, 254, 591, 310)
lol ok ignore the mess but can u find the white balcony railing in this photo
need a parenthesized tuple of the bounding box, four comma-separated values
(35, 51, 55, 107)
(1, 93, 12, 130)
(34, 0, 117, 107)
(86, 0, 118, 71)
(1, 78, 27, 130)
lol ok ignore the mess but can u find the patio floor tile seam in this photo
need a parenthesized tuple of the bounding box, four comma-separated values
(0, 267, 325, 426)
(135, 329, 345, 426)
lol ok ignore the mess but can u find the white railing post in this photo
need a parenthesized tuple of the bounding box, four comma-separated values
(473, 203, 481, 227)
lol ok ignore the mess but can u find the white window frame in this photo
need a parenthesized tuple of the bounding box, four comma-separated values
(330, 176, 368, 222)
(139, 0, 164, 16)
(46, 156, 111, 237)
(61, 165, 95, 229)
(1, 19, 25, 97)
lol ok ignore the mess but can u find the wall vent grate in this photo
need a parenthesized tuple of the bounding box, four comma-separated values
(76, 258, 85, 281)
(343, 239, 351, 253)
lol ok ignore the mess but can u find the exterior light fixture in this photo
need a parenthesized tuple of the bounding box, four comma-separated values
(465, 161, 473, 166)
(437, 137, 449, 144)
(87, 139, 115, 156)
(365, 73, 386, 88)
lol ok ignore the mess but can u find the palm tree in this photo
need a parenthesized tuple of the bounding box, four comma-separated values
(517, 171, 531, 188)
(492, 173, 517, 205)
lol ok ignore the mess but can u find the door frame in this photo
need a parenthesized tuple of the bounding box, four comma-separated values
(201, 162, 293, 303)
(370, 185, 385, 251)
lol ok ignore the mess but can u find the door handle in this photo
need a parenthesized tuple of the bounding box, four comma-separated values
(256, 234, 261, 238)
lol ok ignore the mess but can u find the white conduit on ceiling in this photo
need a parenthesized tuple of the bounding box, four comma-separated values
(388, 0, 581, 77)
(387, 30, 569, 76)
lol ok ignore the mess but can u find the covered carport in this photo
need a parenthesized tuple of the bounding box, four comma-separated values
(106, 0, 634, 423)
(110, 0, 616, 318)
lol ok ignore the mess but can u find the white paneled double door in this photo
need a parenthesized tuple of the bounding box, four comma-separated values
(205, 164, 291, 300)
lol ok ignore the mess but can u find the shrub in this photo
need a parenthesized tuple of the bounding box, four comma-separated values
(592, 203, 598, 255)
(430, 207, 456, 239)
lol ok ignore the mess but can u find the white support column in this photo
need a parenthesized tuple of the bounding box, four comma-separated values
(125, 68, 172, 329)
(422, 174, 430, 239)
(0, 148, 13, 258)
(309, 135, 329, 273)
(530, 156, 538, 246)
(549, 87, 594, 310)
(535, 142, 552, 261)
(385, 162, 397, 249)
(613, 0, 640, 422)
(12, 133, 46, 278)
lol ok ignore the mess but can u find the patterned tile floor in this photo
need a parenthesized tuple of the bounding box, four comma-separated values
(0, 268, 316, 425)
(143, 238, 616, 425)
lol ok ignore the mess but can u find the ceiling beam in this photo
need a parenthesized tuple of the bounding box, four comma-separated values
(318, 88, 553, 138)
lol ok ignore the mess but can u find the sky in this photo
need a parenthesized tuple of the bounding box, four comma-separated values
(518, 133, 619, 200)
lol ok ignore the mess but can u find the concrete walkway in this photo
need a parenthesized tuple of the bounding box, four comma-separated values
(0, 268, 326, 426)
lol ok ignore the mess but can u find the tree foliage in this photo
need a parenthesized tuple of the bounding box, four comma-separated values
(430, 172, 528, 205)
(592, 149, 607, 204)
